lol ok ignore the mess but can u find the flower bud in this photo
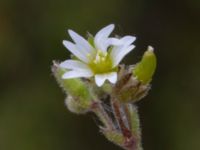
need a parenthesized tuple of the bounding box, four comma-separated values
(52, 61, 93, 112)
(133, 46, 157, 84)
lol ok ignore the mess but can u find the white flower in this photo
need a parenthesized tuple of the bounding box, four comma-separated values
(60, 24, 136, 87)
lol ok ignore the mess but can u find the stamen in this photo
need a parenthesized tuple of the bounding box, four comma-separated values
(88, 49, 113, 74)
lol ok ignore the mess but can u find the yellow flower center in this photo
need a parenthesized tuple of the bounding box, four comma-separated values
(88, 50, 115, 74)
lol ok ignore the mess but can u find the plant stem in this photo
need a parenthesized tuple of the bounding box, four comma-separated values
(111, 98, 140, 150)
(111, 99, 131, 138)
(92, 101, 115, 130)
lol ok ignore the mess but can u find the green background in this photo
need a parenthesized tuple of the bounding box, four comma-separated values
(0, 0, 200, 150)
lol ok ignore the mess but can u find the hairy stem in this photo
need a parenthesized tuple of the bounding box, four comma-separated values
(111, 98, 142, 150)
(111, 99, 131, 138)
(92, 101, 115, 130)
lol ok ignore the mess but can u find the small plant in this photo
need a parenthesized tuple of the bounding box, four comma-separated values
(52, 24, 156, 150)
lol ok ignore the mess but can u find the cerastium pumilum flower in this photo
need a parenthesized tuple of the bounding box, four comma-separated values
(52, 24, 157, 150)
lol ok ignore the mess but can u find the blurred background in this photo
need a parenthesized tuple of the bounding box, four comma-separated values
(0, 0, 200, 150)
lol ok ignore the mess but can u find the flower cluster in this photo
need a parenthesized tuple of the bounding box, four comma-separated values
(52, 24, 156, 150)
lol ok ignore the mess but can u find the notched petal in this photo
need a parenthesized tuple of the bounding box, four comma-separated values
(95, 72, 117, 87)
(62, 70, 93, 79)
(59, 60, 89, 70)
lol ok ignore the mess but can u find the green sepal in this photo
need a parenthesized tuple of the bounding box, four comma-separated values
(87, 33, 95, 47)
(127, 104, 143, 150)
(133, 46, 157, 84)
(128, 104, 140, 135)
(52, 62, 93, 111)
(102, 130, 124, 146)
(65, 95, 89, 114)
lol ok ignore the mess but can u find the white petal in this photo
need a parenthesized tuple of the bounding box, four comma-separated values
(59, 60, 90, 71)
(95, 72, 117, 87)
(63, 40, 89, 63)
(111, 45, 135, 67)
(95, 74, 107, 87)
(94, 24, 115, 52)
(106, 72, 117, 84)
(110, 36, 136, 66)
(68, 30, 94, 55)
(120, 36, 136, 46)
(95, 24, 115, 41)
(107, 38, 122, 46)
(62, 70, 93, 79)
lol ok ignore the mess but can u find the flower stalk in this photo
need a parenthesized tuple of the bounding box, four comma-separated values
(92, 101, 115, 131)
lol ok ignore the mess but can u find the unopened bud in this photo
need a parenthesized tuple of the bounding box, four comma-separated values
(133, 46, 157, 84)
